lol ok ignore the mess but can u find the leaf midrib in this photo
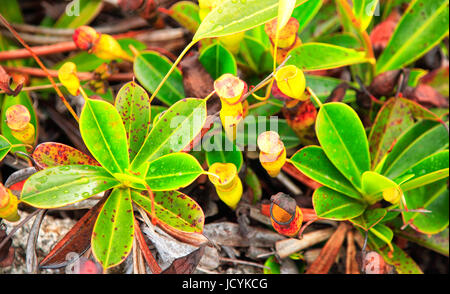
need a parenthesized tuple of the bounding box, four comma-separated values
(136, 54, 184, 101)
(131, 100, 206, 169)
(321, 107, 365, 188)
(85, 101, 124, 174)
(378, 0, 449, 72)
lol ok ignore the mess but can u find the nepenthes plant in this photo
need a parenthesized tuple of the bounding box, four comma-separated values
(0, 0, 449, 274)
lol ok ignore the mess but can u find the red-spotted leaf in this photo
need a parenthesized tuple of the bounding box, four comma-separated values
(291, 146, 362, 200)
(145, 153, 204, 191)
(115, 81, 151, 162)
(368, 240, 423, 274)
(131, 98, 207, 171)
(92, 187, 134, 269)
(21, 165, 120, 208)
(368, 98, 415, 169)
(131, 190, 204, 233)
(313, 186, 366, 221)
(32, 142, 100, 169)
(80, 98, 129, 175)
(350, 208, 387, 231)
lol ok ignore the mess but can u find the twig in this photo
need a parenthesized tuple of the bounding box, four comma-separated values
(306, 222, 350, 274)
(219, 257, 269, 270)
(276, 172, 303, 196)
(0, 83, 62, 94)
(275, 228, 335, 259)
(3, 66, 134, 82)
(0, 13, 79, 122)
(0, 28, 185, 60)
(0, 209, 41, 251)
(134, 217, 162, 274)
(26, 209, 46, 274)
(11, 18, 148, 36)
(0, 41, 76, 61)
(345, 230, 360, 274)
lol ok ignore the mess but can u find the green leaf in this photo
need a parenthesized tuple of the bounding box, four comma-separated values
(315, 33, 361, 49)
(361, 171, 398, 200)
(237, 36, 273, 74)
(292, 0, 323, 33)
(193, 0, 308, 41)
(0, 0, 24, 23)
(0, 135, 12, 161)
(400, 150, 449, 192)
(80, 98, 129, 175)
(305, 75, 356, 103)
(286, 43, 374, 71)
(150, 106, 168, 123)
(168, 1, 201, 34)
(247, 98, 283, 117)
(54, 0, 103, 28)
(380, 120, 439, 173)
(369, 223, 394, 249)
(134, 51, 185, 106)
(376, 0, 450, 73)
(92, 187, 134, 269)
(21, 165, 120, 208)
(205, 132, 243, 172)
(245, 167, 262, 204)
(145, 153, 204, 191)
(32, 142, 99, 168)
(315, 102, 371, 188)
(263, 256, 281, 274)
(350, 208, 387, 231)
(199, 43, 237, 80)
(407, 69, 428, 87)
(352, 0, 379, 30)
(402, 180, 448, 235)
(131, 190, 204, 233)
(291, 146, 362, 200)
(83, 87, 114, 104)
(245, 24, 271, 48)
(236, 116, 300, 150)
(131, 98, 207, 171)
(382, 121, 449, 179)
(313, 186, 366, 220)
(115, 81, 151, 162)
(368, 98, 415, 169)
(1, 92, 38, 151)
(395, 226, 449, 257)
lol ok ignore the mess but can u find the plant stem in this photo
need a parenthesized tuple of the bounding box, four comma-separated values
(336, 0, 376, 77)
(149, 40, 196, 103)
(306, 87, 323, 108)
